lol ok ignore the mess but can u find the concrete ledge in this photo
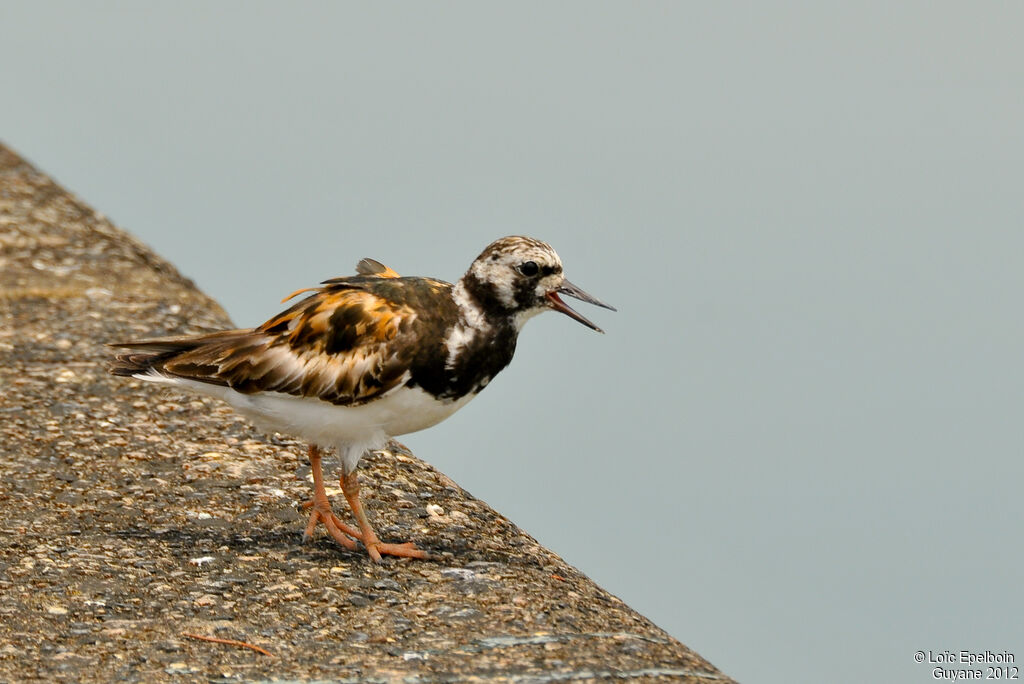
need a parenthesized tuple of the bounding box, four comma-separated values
(0, 143, 734, 682)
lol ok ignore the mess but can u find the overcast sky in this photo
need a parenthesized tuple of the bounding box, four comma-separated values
(3, 3, 1023, 682)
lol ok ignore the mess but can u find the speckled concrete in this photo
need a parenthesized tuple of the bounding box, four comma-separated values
(0, 144, 734, 683)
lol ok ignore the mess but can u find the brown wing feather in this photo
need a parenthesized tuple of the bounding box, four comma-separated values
(354, 258, 400, 278)
(111, 282, 419, 406)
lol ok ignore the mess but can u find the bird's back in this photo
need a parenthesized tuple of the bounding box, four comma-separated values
(111, 275, 460, 407)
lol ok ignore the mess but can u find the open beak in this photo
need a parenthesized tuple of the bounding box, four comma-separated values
(546, 279, 616, 333)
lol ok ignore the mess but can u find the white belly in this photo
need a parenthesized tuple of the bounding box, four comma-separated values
(232, 384, 476, 442)
(137, 372, 477, 470)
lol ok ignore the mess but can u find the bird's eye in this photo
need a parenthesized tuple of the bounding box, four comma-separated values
(518, 261, 539, 277)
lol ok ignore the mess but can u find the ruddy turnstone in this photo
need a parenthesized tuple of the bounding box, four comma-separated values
(110, 236, 614, 562)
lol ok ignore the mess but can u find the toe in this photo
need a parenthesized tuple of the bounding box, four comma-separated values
(374, 542, 434, 560)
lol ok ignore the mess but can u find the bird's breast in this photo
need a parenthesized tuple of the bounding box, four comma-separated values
(411, 320, 517, 400)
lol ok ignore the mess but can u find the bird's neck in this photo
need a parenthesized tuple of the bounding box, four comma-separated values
(451, 277, 495, 333)
(432, 276, 519, 399)
(454, 272, 526, 330)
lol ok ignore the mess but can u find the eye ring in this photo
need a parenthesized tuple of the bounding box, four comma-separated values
(517, 261, 539, 277)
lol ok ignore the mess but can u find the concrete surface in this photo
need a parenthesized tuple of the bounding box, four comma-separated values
(0, 143, 733, 683)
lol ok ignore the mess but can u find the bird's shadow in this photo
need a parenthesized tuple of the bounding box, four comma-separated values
(109, 521, 473, 566)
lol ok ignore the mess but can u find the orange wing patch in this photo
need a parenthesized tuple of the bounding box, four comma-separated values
(281, 287, 318, 303)
(114, 262, 428, 407)
(119, 283, 421, 406)
(233, 285, 419, 404)
(271, 288, 412, 352)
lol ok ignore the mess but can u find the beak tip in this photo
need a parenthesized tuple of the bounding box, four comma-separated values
(549, 281, 614, 331)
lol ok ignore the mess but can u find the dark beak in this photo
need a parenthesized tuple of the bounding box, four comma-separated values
(546, 279, 616, 333)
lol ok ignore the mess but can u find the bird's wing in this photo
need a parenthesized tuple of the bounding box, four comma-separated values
(354, 258, 400, 278)
(111, 281, 421, 406)
(280, 258, 401, 303)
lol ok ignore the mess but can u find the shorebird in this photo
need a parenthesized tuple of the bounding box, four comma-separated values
(111, 236, 614, 561)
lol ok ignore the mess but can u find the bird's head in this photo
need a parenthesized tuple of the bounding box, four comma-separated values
(463, 236, 615, 332)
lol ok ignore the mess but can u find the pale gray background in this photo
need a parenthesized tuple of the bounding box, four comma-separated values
(3, 3, 1022, 682)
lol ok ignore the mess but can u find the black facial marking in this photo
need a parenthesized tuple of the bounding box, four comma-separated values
(512, 276, 539, 309)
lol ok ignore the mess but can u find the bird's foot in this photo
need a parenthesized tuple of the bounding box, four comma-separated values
(301, 499, 360, 551)
(300, 499, 362, 538)
(300, 499, 433, 561)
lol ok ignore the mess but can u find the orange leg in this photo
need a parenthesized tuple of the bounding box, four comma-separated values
(301, 445, 360, 550)
(341, 470, 433, 562)
(301, 445, 432, 562)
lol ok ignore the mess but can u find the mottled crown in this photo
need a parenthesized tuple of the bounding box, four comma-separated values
(474, 236, 560, 263)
